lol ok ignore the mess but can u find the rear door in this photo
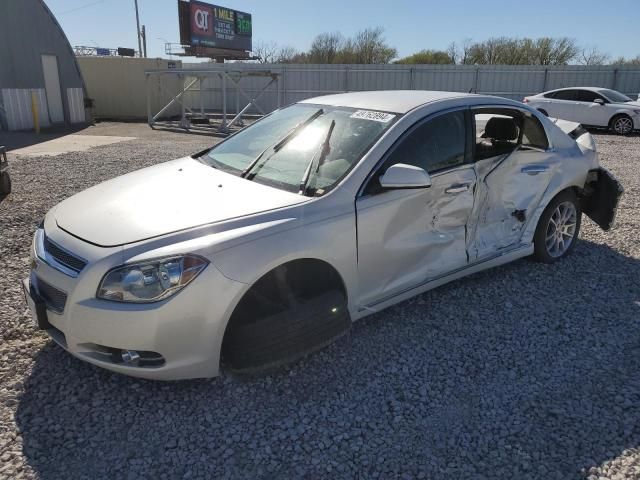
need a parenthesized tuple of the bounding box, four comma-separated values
(467, 107, 555, 260)
(355, 109, 476, 306)
(545, 89, 581, 121)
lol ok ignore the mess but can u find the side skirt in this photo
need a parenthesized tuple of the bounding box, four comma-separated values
(353, 243, 534, 320)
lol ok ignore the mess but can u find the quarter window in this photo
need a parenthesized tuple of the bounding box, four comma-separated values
(385, 111, 466, 174)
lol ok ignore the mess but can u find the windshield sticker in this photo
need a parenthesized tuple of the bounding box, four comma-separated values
(350, 110, 396, 123)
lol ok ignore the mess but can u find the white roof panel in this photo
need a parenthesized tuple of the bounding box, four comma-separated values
(300, 90, 477, 114)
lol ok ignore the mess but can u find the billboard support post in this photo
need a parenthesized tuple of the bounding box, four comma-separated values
(146, 68, 280, 134)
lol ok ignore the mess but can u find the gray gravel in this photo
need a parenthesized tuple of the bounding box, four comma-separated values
(0, 123, 639, 479)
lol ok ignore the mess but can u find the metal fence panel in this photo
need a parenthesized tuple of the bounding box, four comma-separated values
(170, 63, 640, 117)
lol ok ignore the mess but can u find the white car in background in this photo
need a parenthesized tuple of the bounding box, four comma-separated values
(524, 87, 640, 135)
(23, 91, 623, 380)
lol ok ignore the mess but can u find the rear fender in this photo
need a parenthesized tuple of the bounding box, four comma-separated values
(581, 168, 624, 231)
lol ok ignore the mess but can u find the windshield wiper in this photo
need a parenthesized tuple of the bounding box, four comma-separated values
(241, 108, 324, 179)
(298, 119, 336, 196)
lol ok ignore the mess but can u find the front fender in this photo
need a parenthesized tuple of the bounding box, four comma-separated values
(209, 208, 358, 308)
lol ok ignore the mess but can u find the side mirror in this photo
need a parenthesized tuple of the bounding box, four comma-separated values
(593, 98, 605, 105)
(379, 163, 431, 189)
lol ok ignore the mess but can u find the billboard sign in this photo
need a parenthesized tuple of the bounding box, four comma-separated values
(178, 0, 252, 52)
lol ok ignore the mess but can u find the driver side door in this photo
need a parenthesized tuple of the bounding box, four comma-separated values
(355, 109, 477, 307)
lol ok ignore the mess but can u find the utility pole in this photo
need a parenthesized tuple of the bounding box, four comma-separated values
(134, 0, 143, 57)
(141, 25, 147, 58)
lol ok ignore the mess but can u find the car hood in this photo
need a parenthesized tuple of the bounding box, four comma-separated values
(54, 157, 308, 247)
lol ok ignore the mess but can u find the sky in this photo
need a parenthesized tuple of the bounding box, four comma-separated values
(46, 0, 639, 61)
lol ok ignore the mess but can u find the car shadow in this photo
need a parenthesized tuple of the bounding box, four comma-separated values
(15, 240, 640, 478)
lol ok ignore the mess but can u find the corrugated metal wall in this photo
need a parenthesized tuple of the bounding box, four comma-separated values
(1, 89, 50, 131)
(77, 57, 184, 119)
(178, 64, 640, 114)
(66, 88, 85, 124)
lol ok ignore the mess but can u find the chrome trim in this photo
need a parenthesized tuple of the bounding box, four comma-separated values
(35, 229, 83, 278)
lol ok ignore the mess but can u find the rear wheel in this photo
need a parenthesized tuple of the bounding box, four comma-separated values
(610, 114, 634, 135)
(533, 191, 582, 263)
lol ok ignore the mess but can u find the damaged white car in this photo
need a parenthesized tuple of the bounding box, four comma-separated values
(23, 91, 623, 380)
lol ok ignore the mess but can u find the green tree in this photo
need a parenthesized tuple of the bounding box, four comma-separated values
(395, 49, 454, 64)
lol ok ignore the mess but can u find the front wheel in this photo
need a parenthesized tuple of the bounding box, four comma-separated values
(533, 191, 582, 263)
(610, 114, 634, 135)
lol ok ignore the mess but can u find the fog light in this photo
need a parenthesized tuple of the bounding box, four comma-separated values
(121, 350, 140, 364)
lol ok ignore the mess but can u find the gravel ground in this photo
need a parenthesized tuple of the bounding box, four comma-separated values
(0, 123, 639, 479)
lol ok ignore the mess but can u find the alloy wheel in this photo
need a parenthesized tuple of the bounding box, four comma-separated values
(613, 116, 633, 135)
(545, 201, 578, 258)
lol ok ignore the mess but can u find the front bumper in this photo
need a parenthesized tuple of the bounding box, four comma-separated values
(24, 227, 247, 380)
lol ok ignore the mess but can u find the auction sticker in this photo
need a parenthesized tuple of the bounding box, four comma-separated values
(350, 110, 396, 123)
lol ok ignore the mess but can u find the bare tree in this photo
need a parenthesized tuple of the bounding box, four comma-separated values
(276, 45, 299, 63)
(578, 47, 610, 65)
(612, 55, 640, 65)
(253, 41, 278, 63)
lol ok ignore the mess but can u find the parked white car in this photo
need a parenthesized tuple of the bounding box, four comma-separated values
(23, 91, 623, 380)
(524, 87, 640, 135)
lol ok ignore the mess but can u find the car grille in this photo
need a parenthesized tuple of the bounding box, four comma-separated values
(44, 235, 87, 273)
(36, 277, 68, 314)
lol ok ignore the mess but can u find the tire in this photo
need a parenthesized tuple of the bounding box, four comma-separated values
(0, 172, 11, 196)
(609, 114, 634, 135)
(222, 289, 350, 372)
(537, 108, 549, 117)
(532, 191, 582, 263)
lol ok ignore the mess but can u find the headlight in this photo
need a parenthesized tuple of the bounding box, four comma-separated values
(97, 254, 208, 303)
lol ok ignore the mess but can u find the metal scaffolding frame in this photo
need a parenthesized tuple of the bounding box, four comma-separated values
(145, 68, 281, 133)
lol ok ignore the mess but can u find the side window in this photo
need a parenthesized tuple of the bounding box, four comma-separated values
(551, 90, 578, 101)
(474, 110, 520, 160)
(576, 90, 606, 103)
(384, 111, 466, 174)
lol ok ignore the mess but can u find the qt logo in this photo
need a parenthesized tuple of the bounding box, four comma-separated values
(194, 9, 209, 31)
(191, 3, 213, 35)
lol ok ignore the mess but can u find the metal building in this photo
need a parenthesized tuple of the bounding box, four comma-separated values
(0, 0, 87, 131)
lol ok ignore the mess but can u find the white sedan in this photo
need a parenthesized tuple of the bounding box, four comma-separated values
(524, 87, 640, 135)
(23, 91, 623, 380)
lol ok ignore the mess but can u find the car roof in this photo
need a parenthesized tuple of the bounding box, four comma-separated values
(299, 90, 478, 114)
(547, 86, 610, 93)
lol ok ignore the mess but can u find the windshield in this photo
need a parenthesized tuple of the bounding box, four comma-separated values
(600, 89, 633, 103)
(203, 104, 396, 195)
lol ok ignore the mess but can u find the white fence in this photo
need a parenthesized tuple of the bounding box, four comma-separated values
(179, 63, 640, 115)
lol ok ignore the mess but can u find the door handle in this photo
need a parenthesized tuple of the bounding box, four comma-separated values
(521, 165, 549, 175)
(445, 183, 470, 194)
